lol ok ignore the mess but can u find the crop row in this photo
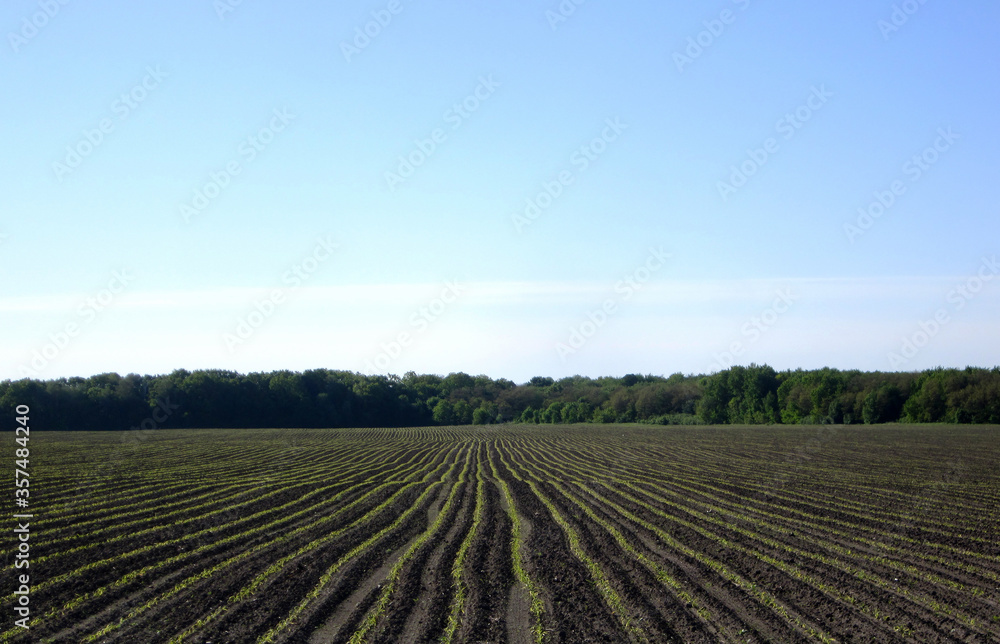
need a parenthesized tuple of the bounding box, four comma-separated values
(1, 425, 997, 643)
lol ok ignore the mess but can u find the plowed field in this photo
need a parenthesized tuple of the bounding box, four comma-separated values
(3, 424, 999, 643)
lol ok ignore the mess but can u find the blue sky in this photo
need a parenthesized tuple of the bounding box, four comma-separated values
(3, 0, 999, 383)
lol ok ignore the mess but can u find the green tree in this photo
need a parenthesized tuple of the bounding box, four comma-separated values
(592, 406, 617, 423)
(560, 401, 592, 423)
(541, 402, 564, 423)
(862, 384, 904, 424)
(452, 400, 473, 424)
(432, 400, 455, 425)
(696, 372, 731, 423)
(518, 406, 539, 423)
(472, 401, 498, 425)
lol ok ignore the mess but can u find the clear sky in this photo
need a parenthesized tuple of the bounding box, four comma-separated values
(3, 0, 998, 383)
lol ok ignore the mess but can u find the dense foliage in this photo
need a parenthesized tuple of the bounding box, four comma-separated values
(2, 365, 999, 430)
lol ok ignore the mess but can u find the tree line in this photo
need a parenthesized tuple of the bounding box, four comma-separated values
(2, 365, 999, 431)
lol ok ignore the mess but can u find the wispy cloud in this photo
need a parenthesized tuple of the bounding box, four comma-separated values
(0, 275, 978, 314)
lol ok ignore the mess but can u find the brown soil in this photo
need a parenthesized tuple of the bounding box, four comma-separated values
(6, 426, 999, 644)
